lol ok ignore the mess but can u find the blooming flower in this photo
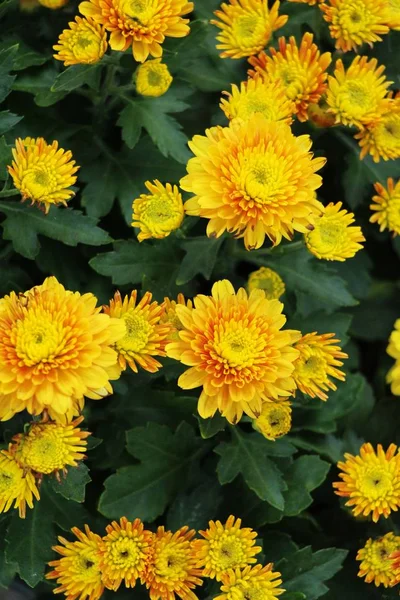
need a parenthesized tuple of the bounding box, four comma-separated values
(53, 16, 108, 66)
(293, 332, 348, 401)
(7, 137, 79, 213)
(215, 564, 285, 600)
(38, 0, 68, 8)
(142, 526, 203, 600)
(47, 525, 104, 600)
(180, 114, 325, 250)
(386, 319, 400, 395)
(370, 178, 400, 235)
(355, 98, 400, 162)
(391, 549, 400, 580)
(0, 277, 124, 423)
(333, 443, 400, 522)
(254, 400, 292, 441)
(307, 96, 336, 128)
(320, 0, 390, 52)
(211, 0, 287, 59)
(0, 450, 39, 518)
(79, 0, 193, 62)
(161, 294, 193, 341)
(132, 180, 184, 241)
(167, 280, 300, 424)
(103, 290, 171, 374)
(135, 59, 173, 97)
(384, 0, 400, 29)
(246, 267, 285, 300)
(304, 202, 365, 261)
(357, 533, 400, 587)
(248, 33, 331, 122)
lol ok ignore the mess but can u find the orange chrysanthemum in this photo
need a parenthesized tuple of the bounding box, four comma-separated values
(248, 32, 331, 122)
(357, 533, 400, 588)
(0, 277, 124, 423)
(79, 0, 193, 62)
(391, 549, 400, 579)
(370, 178, 400, 236)
(53, 16, 108, 66)
(166, 280, 300, 424)
(0, 449, 39, 518)
(180, 113, 325, 251)
(215, 564, 285, 600)
(355, 97, 400, 162)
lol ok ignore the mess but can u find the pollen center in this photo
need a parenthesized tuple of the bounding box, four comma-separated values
(210, 536, 247, 571)
(109, 537, 141, 568)
(242, 152, 284, 206)
(358, 467, 394, 499)
(14, 314, 65, 366)
(217, 329, 258, 368)
(124, 0, 156, 24)
(22, 166, 58, 199)
(155, 549, 187, 580)
(118, 312, 152, 353)
(316, 219, 347, 252)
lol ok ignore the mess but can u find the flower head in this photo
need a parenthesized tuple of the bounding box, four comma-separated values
(304, 201, 365, 261)
(7, 137, 79, 213)
(135, 59, 172, 97)
(47, 525, 104, 600)
(161, 294, 193, 341)
(0, 277, 124, 423)
(391, 549, 400, 577)
(142, 526, 203, 600)
(386, 319, 400, 395)
(385, 0, 400, 30)
(167, 280, 300, 424)
(132, 180, 184, 241)
(215, 564, 285, 600)
(79, 0, 193, 62)
(103, 290, 171, 374)
(333, 443, 400, 522)
(321, 0, 390, 52)
(307, 96, 336, 128)
(293, 332, 348, 401)
(254, 400, 292, 441)
(193, 516, 261, 581)
(248, 33, 331, 122)
(38, 0, 68, 8)
(181, 114, 325, 250)
(53, 16, 108, 66)
(211, 0, 287, 59)
(355, 98, 400, 162)
(0, 450, 39, 518)
(246, 267, 285, 300)
(357, 533, 400, 587)
(370, 178, 400, 235)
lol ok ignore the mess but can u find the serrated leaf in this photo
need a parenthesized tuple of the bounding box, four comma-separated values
(137, 105, 190, 164)
(0, 110, 22, 134)
(117, 103, 142, 149)
(197, 413, 226, 439)
(50, 464, 91, 503)
(51, 64, 101, 92)
(176, 236, 224, 285)
(166, 480, 222, 530)
(0, 136, 12, 179)
(0, 45, 18, 103)
(80, 159, 117, 219)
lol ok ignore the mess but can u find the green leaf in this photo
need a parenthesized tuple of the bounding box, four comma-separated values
(0, 136, 12, 179)
(351, 280, 398, 341)
(288, 312, 353, 346)
(80, 159, 118, 219)
(50, 464, 91, 503)
(166, 480, 222, 530)
(0, 45, 18, 103)
(0, 519, 15, 589)
(0, 0, 16, 19)
(13, 67, 66, 106)
(176, 237, 224, 285)
(0, 110, 22, 134)
(51, 64, 102, 92)
(117, 103, 142, 149)
(197, 413, 226, 439)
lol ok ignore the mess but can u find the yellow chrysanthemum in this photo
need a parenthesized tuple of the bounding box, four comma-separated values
(370, 178, 400, 235)
(79, 0, 193, 62)
(181, 114, 325, 251)
(211, 0, 287, 59)
(0, 449, 39, 518)
(47, 525, 104, 600)
(293, 332, 348, 401)
(38, 0, 68, 8)
(307, 95, 337, 128)
(355, 98, 400, 162)
(215, 564, 285, 600)
(357, 533, 400, 587)
(220, 78, 294, 125)
(192, 516, 261, 581)
(386, 319, 400, 395)
(333, 443, 400, 522)
(288, 0, 321, 4)
(0, 277, 124, 423)
(132, 180, 184, 242)
(11, 416, 89, 475)
(246, 267, 285, 300)
(135, 59, 173, 97)
(53, 16, 108, 66)
(167, 280, 300, 424)
(7, 137, 79, 214)
(142, 526, 203, 600)
(304, 201, 365, 262)
(103, 290, 171, 374)
(248, 33, 332, 122)
(384, 0, 400, 29)
(320, 0, 390, 52)
(161, 294, 193, 341)
(254, 400, 292, 441)
(391, 549, 400, 580)
(99, 517, 153, 591)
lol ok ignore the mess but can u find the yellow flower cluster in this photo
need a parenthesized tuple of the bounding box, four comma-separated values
(47, 515, 284, 600)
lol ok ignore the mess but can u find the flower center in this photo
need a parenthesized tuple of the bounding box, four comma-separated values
(147, 69, 162, 86)
(210, 535, 247, 571)
(278, 65, 305, 100)
(217, 329, 258, 368)
(21, 166, 58, 200)
(315, 219, 347, 252)
(297, 349, 327, 383)
(14, 313, 65, 366)
(358, 467, 394, 499)
(145, 197, 178, 223)
(345, 81, 370, 108)
(117, 312, 152, 354)
(242, 152, 285, 205)
(339, 0, 368, 32)
(18, 429, 70, 474)
(71, 549, 100, 582)
(123, 0, 156, 24)
(108, 537, 141, 568)
(155, 547, 187, 581)
(232, 14, 268, 50)
(240, 584, 265, 600)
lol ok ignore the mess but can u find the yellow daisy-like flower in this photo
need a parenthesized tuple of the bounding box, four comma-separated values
(254, 400, 292, 441)
(132, 180, 184, 242)
(326, 57, 391, 129)
(0, 449, 39, 518)
(307, 95, 337, 128)
(193, 516, 261, 581)
(220, 78, 294, 125)
(38, 0, 68, 8)
(248, 33, 332, 122)
(47, 525, 104, 600)
(7, 137, 79, 214)
(142, 526, 203, 600)
(333, 443, 400, 522)
(99, 517, 153, 591)
(384, 0, 400, 29)
(357, 533, 400, 587)
(0, 277, 124, 423)
(320, 0, 390, 52)
(293, 332, 348, 401)
(135, 59, 173, 97)
(11, 416, 89, 475)
(355, 98, 400, 162)
(181, 113, 325, 251)
(53, 16, 108, 67)
(370, 178, 400, 235)
(161, 294, 193, 341)
(79, 0, 193, 62)
(304, 202, 365, 262)
(215, 564, 285, 600)
(103, 290, 171, 374)
(167, 280, 300, 424)
(246, 267, 285, 300)
(211, 0, 287, 59)
(386, 319, 400, 395)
